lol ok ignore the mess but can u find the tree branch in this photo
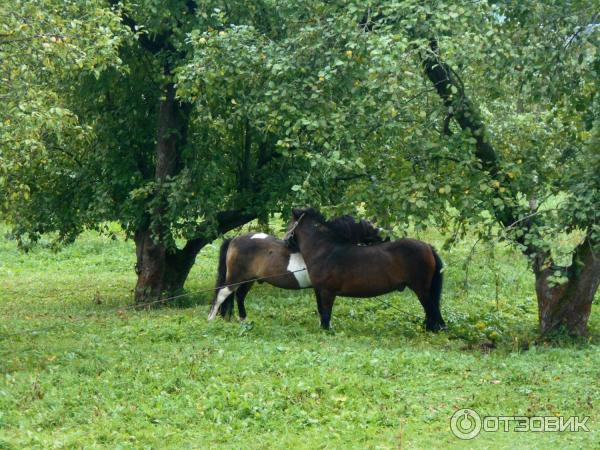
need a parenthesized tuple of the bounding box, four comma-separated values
(181, 209, 257, 257)
(108, 0, 173, 55)
(422, 39, 498, 173)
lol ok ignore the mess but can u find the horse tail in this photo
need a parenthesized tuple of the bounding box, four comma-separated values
(213, 238, 235, 317)
(430, 246, 444, 312)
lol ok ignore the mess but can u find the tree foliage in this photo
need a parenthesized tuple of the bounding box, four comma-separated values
(1, 0, 598, 331)
(1, 0, 128, 245)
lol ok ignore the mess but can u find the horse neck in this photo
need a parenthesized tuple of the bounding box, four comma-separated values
(296, 223, 338, 265)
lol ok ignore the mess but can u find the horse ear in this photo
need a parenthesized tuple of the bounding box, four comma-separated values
(292, 208, 302, 219)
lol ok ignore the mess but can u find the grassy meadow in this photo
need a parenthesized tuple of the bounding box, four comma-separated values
(1, 222, 599, 449)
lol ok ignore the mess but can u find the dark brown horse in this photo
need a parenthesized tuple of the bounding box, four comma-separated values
(284, 208, 446, 331)
(207, 216, 384, 321)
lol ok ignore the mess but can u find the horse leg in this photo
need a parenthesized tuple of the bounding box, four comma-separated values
(427, 287, 446, 331)
(314, 289, 324, 317)
(425, 248, 446, 331)
(219, 295, 235, 320)
(208, 285, 238, 320)
(317, 290, 336, 330)
(235, 282, 253, 321)
(414, 287, 445, 332)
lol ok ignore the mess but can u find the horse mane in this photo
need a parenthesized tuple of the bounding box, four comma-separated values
(302, 208, 386, 245)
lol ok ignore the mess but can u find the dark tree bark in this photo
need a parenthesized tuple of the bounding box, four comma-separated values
(134, 187, 256, 304)
(422, 40, 498, 172)
(534, 241, 600, 336)
(111, 2, 257, 305)
(134, 84, 252, 303)
(421, 38, 599, 335)
(160, 209, 256, 294)
(134, 83, 187, 303)
(132, 88, 262, 304)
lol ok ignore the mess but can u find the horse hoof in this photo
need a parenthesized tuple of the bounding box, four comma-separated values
(425, 321, 447, 332)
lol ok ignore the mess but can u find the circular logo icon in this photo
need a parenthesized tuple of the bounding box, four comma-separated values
(450, 409, 482, 440)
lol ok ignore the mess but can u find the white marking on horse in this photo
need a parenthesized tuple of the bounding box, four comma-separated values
(208, 287, 233, 320)
(250, 233, 268, 239)
(287, 253, 312, 288)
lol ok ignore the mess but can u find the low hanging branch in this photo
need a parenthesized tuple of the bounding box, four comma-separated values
(161, 208, 257, 294)
(422, 39, 498, 173)
(421, 38, 518, 230)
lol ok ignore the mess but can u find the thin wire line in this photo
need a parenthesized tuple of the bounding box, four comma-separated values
(0, 266, 424, 343)
(0, 268, 309, 340)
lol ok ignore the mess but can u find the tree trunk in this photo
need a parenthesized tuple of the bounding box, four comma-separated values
(134, 83, 187, 304)
(134, 226, 167, 303)
(534, 242, 600, 336)
(134, 235, 206, 301)
(134, 208, 256, 305)
(132, 80, 261, 304)
(162, 238, 208, 293)
(112, 2, 215, 305)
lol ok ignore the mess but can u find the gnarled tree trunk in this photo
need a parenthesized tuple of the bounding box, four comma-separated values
(534, 242, 600, 336)
(134, 230, 205, 303)
(112, 1, 255, 305)
(132, 81, 263, 304)
(134, 227, 167, 303)
(134, 208, 255, 304)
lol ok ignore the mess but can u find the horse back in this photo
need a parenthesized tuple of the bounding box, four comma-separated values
(311, 237, 436, 296)
(228, 233, 306, 289)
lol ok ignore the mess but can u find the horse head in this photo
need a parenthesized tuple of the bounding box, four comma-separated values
(283, 208, 307, 248)
(285, 207, 386, 246)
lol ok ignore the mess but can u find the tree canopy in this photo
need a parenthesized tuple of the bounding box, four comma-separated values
(1, 0, 598, 334)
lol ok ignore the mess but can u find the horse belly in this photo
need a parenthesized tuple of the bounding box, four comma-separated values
(339, 285, 396, 298)
(269, 273, 307, 289)
(337, 265, 400, 297)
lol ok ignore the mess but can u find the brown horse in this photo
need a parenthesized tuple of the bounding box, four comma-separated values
(283, 208, 446, 331)
(207, 215, 384, 321)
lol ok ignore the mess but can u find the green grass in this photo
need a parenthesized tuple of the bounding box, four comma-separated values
(1, 224, 599, 449)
